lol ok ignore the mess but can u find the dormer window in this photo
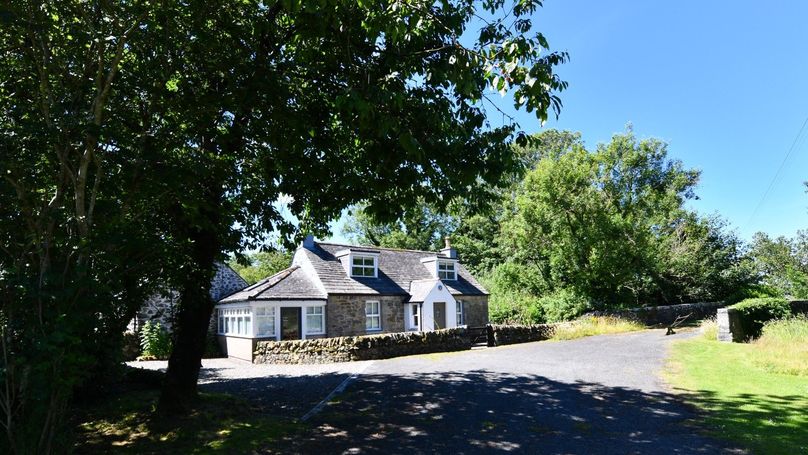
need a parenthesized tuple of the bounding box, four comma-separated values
(438, 261, 456, 280)
(351, 254, 377, 278)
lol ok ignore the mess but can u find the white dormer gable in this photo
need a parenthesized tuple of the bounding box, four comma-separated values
(335, 248, 380, 278)
(420, 256, 459, 280)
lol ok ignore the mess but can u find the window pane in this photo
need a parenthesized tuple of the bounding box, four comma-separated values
(307, 315, 323, 333)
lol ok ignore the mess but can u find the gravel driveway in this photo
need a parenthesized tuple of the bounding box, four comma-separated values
(131, 330, 743, 454)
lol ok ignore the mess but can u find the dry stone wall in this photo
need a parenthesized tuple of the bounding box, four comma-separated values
(718, 300, 808, 342)
(489, 324, 555, 346)
(587, 301, 725, 326)
(254, 327, 472, 364)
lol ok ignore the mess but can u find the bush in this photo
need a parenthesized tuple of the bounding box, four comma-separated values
(139, 321, 172, 360)
(730, 297, 791, 340)
(538, 289, 591, 323)
(724, 283, 784, 305)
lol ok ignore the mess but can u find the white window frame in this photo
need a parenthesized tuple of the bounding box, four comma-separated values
(305, 306, 326, 335)
(456, 300, 465, 326)
(365, 300, 381, 331)
(438, 260, 457, 280)
(408, 303, 421, 331)
(351, 254, 378, 278)
(217, 307, 252, 337)
(254, 306, 276, 338)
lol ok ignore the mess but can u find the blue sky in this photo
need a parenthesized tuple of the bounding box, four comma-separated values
(512, 0, 808, 241)
(324, 0, 808, 244)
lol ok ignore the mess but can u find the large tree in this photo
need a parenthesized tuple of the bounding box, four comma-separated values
(1, 0, 567, 446)
(500, 129, 746, 311)
(746, 231, 808, 298)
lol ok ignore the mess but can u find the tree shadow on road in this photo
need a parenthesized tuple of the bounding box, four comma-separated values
(210, 369, 747, 454)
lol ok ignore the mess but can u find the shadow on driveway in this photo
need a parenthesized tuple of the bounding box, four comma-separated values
(208, 369, 744, 454)
(296, 370, 744, 454)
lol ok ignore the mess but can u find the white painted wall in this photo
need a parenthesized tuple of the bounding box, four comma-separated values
(419, 282, 457, 330)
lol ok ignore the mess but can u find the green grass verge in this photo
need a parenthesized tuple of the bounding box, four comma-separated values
(752, 316, 808, 376)
(74, 390, 301, 453)
(550, 316, 646, 341)
(666, 333, 808, 454)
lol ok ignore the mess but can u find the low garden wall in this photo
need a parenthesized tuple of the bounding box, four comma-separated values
(488, 324, 555, 346)
(718, 299, 808, 343)
(790, 300, 808, 315)
(253, 328, 472, 364)
(587, 301, 725, 326)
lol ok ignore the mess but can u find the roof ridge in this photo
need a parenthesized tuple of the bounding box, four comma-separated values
(315, 241, 440, 255)
(240, 265, 299, 292)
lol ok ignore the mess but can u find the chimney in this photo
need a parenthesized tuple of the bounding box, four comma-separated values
(440, 236, 457, 259)
(302, 234, 315, 250)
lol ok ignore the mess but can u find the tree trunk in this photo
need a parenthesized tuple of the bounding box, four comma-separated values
(159, 197, 221, 415)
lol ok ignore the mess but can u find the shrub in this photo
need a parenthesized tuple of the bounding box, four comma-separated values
(139, 321, 172, 360)
(538, 289, 591, 323)
(730, 297, 791, 340)
(724, 283, 784, 305)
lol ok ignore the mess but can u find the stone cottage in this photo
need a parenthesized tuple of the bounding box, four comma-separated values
(215, 236, 489, 360)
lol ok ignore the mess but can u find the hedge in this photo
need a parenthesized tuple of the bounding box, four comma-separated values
(730, 297, 791, 340)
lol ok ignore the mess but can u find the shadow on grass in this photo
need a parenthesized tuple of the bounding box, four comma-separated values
(673, 388, 808, 454)
(73, 384, 300, 454)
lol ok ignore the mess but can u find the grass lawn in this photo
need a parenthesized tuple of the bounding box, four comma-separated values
(550, 316, 646, 341)
(666, 322, 808, 454)
(74, 389, 300, 453)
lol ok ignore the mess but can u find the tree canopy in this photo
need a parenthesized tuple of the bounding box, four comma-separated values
(1, 1, 567, 450)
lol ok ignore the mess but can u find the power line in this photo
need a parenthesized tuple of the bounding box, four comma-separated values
(747, 115, 808, 226)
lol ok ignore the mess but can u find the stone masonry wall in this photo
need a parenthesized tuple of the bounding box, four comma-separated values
(129, 263, 248, 334)
(254, 328, 472, 364)
(460, 295, 489, 327)
(587, 301, 725, 326)
(489, 324, 555, 346)
(718, 299, 808, 342)
(327, 295, 406, 337)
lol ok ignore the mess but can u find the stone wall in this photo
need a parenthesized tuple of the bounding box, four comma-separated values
(326, 295, 407, 337)
(716, 308, 743, 342)
(128, 263, 248, 334)
(790, 300, 808, 315)
(460, 295, 489, 327)
(718, 299, 808, 343)
(587, 301, 725, 326)
(254, 328, 472, 364)
(489, 324, 555, 346)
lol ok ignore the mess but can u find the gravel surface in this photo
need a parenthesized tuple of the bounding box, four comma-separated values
(131, 330, 744, 454)
(291, 329, 745, 454)
(128, 358, 371, 416)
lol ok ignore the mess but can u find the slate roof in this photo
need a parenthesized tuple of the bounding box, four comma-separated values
(408, 279, 441, 303)
(218, 241, 488, 304)
(219, 266, 327, 303)
(304, 242, 488, 296)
